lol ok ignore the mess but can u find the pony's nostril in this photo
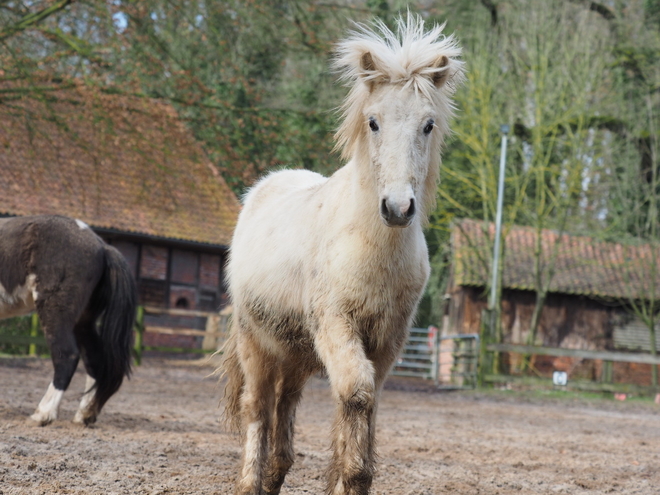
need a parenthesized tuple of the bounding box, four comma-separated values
(404, 198, 416, 219)
(380, 198, 389, 218)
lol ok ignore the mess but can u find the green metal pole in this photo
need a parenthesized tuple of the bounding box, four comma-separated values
(28, 313, 39, 356)
(134, 305, 144, 365)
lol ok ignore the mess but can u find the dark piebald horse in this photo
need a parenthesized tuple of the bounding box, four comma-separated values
(0, 215, 136, 425)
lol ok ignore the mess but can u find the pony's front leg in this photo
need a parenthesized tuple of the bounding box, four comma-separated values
(235, 334, 277, 495)
(316, 319, 377, 495)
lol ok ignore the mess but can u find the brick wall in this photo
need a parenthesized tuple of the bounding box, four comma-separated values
(171, 249, 198, 285)
(140, 245, 168, 280)
(112, 241, 139, 277)
(200, 253, 221, 288)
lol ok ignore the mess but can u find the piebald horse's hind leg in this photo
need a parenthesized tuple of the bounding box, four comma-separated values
(30, 311, 80, 426)
(316, 317, 378, 495)
(73, 311, 102, 425)
(262, 365, 309, 494)
(73, 374, 97, 425)
(235, 333, 278, 495)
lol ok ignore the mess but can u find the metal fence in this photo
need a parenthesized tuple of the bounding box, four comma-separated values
(391, 326, 439, 380)
(391, 327, 479, 389)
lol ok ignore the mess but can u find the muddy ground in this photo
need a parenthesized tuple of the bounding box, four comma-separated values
(1, 356, 658, 495)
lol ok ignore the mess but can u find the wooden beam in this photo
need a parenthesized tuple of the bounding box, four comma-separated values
(0, 335, 47, 346)
(484, 374, 659, 394)
(486, 343, 660, 365)
(142, 306, 216, 318)
(144, 326, 224, 338)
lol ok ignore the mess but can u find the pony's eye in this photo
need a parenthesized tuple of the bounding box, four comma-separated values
(368, 117, 379, 132)
(423, 120, 435, 135)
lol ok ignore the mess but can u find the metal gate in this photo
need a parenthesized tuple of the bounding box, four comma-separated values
(391, 327, 479, 389)
(391, 326, 439, 380)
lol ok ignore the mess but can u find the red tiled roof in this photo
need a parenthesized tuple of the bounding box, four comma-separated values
(0, 81, 240, 246)
(452, 219, 660, 300)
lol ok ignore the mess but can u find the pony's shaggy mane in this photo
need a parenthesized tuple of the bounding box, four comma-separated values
(333, 14, 465, 161)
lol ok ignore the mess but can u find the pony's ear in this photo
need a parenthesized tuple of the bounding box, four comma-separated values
(359, 51, 388, 90)
(431, 55, 450, 88)
(360, 52, 377, 73)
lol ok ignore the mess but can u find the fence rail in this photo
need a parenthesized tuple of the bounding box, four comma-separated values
(484, 342, 660, 394)
(5, 307, 658, 394)
(486, 343, 660, 365)
(0, 313, 44, 356)
(133, 305, 230, 363)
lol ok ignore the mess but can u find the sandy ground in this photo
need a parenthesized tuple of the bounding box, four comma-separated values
(1, 356, 659, 495)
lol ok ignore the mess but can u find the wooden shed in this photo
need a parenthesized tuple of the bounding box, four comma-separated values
(0, 81, 241, 348)
(446, 219, 660, 384)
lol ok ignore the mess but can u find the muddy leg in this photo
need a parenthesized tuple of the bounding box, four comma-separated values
(235, 334, 277, 495)
(316, 319, 377, 495)
(262, 366, 309, 494)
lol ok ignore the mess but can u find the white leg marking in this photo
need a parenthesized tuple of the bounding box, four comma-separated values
(73, 375, 97, 424)
(30, 382, 64, 426)
(75, 219, 90, 230)
(240, 421, 262, 487)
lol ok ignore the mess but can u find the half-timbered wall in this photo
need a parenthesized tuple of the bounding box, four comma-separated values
(109, 239, 227, 312)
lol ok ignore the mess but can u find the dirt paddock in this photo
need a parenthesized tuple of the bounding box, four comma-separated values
(1, 356, 658, 495)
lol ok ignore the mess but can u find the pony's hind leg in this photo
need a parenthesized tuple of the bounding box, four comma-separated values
(73, 311, 103, 425)
(29, 313, 80, 426)
(263, 365, 309, 494)
(235, 332, 278, 495)
(74, 374, 97, 425)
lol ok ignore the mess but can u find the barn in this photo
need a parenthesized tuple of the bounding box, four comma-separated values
(0, 80, 241, 348)
(445, 218, 660, 386)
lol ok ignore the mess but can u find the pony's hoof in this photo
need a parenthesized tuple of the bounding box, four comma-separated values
(73, 411, 97, 426)
(26, 413, 53, 427)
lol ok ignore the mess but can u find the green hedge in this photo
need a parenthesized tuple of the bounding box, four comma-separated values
(0, 315, 48, 356)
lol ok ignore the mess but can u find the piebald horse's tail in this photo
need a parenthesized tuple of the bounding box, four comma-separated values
(218, 325, 244, 433)
(87, 245, 137, 413)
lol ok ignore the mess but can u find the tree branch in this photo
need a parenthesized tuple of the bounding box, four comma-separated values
(480, 0, 498, 26)
(0, 0, 73, 42)
(587, 1, 615, 20)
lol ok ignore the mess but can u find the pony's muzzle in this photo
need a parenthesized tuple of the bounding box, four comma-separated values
(380, 197, 415, 227)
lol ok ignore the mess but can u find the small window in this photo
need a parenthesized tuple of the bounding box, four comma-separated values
(175, 297, 190, 309)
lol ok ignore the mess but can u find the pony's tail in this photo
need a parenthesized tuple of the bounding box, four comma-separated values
(218, 323, 244, 434)
(89, 245, 137, 413)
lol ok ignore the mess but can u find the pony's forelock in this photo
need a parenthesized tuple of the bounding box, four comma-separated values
(333, 14, 465, 160)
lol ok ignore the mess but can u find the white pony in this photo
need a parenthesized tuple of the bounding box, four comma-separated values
(220, 14, 464, 495)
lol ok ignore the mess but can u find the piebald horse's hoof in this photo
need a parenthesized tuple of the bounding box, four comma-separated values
(73, 411, 98, 426)
(26, 414, 54, 427)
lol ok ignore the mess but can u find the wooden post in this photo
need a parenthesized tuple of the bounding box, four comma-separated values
(28, 313, 39, 356)
(601, 360, 613, 384)
(202, 313, 220, 351)
(216, 304, 233, 351)
(134, 305, 144, 365)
